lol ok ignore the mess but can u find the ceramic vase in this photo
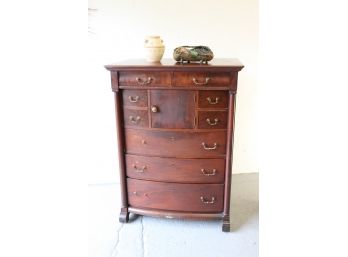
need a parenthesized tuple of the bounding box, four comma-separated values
(144, 36, 165, 62)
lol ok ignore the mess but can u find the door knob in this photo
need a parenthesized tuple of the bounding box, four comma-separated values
(151, 106, 159, 113)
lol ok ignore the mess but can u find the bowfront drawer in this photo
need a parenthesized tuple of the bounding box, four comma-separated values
(119, 72, 171, 87)
(126, 154, 225, 183)
(123, 109, 148, 128)
(125, 129, 227, 158)
(173, 72, 232, 87)
(122, 89, 148, 107)
(127, 178, 224, 212)
(198, 111, 228, 129)
(198, 91, 229, 109)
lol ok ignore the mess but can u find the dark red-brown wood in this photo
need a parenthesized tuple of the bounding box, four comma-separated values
(106, 59, 244, 232)
(122, 89, 148, 107)
(173, 72, 233, 87)
(197, 110, 228, 129)
(123, 109, 149, 128)
(119, 71, 171, 87)
(150, 90, 195, 129)
(125, 154, 225, 183)
(124, 129, 227, 158)
(127, 178, 224, 212)
(198, 91, 229, 109)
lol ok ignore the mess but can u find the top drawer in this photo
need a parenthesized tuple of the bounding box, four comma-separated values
(119, 72, 171, 87)
(173, 72, 232, 87)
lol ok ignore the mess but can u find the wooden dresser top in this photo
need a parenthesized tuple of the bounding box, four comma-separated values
(105, 58, 244, 72)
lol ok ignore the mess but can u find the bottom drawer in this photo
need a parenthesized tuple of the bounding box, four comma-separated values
(127, 178, 224, 212)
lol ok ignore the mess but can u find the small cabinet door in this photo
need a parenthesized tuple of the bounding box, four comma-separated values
(150, 90, 195, 129)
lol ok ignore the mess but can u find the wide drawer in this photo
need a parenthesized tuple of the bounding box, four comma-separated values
(127, 178, 224, 212)
(126, 154, 225, 183)
(125, 129, 227, 158)
(119, 72, 171, 87)
(173, 72, 232, 87)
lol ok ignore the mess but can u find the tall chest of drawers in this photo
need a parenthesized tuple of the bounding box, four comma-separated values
(105, 59, 244, 232)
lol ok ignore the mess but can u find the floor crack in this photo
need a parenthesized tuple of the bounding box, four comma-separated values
(110, 223, 124, 257)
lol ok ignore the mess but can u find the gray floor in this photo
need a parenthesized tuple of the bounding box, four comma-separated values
(89, 173, 258, 257)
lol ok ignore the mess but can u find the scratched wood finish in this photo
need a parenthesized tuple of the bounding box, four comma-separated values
(150, 90, 195, 129)
(127, 178, 224, 212)
(125, 154, 225, 183)
(105, 59, 244, 231)
(125, 129, 227, 158)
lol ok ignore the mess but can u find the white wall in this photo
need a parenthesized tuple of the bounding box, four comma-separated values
(88, 0, 258, 184)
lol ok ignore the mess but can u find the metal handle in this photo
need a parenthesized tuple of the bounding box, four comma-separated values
(201, 142, 217, 150)
(136, 77, 153, 86)
(192, 77, 210, 85)
(201, 168, 216, 176)
(206, 118, 219, 126)
(206, 97, 219, 104)
(151, 106, 159, 113)
(200, 196, 216, 204)
(132, 164, 146, 173)
(128, 95, 139, 103)
(129, 116, 141, 124)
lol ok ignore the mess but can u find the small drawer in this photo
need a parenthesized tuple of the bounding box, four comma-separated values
(198, 111, 228, 129)
(122, 90, 148, 107)
(173, 72, 232, 87)
(127, 178, 224, 212)
(119, 72, 171, 87)
(198, 91, 229, 109)
(123, 109, 148, 128)
(126, 154, 225, 183)
(125, 129, 226, 158)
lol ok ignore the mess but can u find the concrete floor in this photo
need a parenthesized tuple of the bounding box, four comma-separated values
(89, 173, 258, 257)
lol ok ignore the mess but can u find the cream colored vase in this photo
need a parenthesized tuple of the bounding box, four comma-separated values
(144, 36, 165, 62)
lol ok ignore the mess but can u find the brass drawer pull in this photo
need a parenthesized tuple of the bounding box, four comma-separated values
(128, 95, 139, 103)
(200, 196, 216, 204)
(192, 77, 210, 85)
(201, 168, 216, 176)
(129, 116, 141, 124)
(132, 164, 146, 173)
(206, 118, 219, 126)
(136, 77, 153, 85)
(201, 142, 217, 150)
(206, 97, 219, 104)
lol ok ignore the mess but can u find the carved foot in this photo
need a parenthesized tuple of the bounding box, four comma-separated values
(222, 215, 230, 232)
(119, 207, 129, 223)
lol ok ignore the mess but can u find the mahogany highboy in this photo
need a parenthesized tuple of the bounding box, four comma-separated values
(105, 59, 244, 232)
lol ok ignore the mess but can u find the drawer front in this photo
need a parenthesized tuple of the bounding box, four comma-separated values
(198, 111, 228, 129)
(126, 154, 225, 183)
(127, 178, 224, 212)
(119, 72, 171, 87)
(123, 109, 149, 128)
(122, 89, 148, 107)
(125, 129, 227, 157)
(173, 72, 232, 87)
(198, 91, 229, 109)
